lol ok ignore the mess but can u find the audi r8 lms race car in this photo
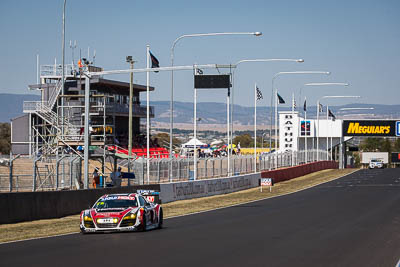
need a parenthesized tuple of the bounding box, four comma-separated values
(80, 191, 163, 233)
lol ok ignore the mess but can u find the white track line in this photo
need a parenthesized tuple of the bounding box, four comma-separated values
(0, 169, 359, 245)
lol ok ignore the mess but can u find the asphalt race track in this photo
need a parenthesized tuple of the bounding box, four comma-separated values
(1, 169, 400, 267)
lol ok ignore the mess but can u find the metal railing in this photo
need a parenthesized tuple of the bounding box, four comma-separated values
(129, 149, 331, 184)
(40, 64, 75, 77)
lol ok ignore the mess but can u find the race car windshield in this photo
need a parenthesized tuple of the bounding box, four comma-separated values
(94, 198, 138, 209)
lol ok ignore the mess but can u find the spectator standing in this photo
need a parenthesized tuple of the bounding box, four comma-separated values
(92, 168, 100, 188)
(112, 167, 122, 187)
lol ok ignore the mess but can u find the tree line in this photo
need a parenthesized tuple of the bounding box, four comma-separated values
(0, 123, 10, 155)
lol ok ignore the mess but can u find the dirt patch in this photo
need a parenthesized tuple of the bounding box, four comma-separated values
(0, 168, 357, 243)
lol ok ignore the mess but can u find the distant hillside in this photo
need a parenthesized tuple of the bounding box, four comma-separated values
(0, 93, 40, 122)
(152, 101, 400, 125)
(1, 94, 400, 124)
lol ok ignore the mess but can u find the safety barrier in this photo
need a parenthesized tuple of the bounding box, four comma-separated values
(160, 173, 260, 203)
(0, 185, 159, 224)
(261, 161, 338, 183)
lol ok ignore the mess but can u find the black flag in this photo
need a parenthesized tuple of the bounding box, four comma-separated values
(328, 109, 336, 120)
(149, 51, 159, 72)
(277, 93, 285, 104)
(319, 103, 323, 112)
(303, 99, 307, 111)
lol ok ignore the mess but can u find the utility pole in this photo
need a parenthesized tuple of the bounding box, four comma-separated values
(126, 56, 135, 186)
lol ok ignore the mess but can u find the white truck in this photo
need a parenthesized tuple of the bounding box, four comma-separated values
(361, 152, 388, 169)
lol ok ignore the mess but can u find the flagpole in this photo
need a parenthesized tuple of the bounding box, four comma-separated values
(317, 100, 320, 161)
(326, 105, 329, 160)
(291, 92, 295, 166)
(330, 114, 333, 160)
(275, 89, 278, 169)
(146, 45, 150, 183)
(194, 68, 197, 181)
(227, 85, 230, 176)
(254, 83, 257, 173)
(305, 97, 307, 163)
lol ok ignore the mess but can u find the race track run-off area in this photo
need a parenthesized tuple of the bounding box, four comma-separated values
(1, 169, 400, 267)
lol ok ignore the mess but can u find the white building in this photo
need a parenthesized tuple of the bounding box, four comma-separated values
(279, 111, 350, 153)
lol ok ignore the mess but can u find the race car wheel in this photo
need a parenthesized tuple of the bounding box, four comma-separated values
(140, 215, 147, 232)
(158, 208, 163, 229)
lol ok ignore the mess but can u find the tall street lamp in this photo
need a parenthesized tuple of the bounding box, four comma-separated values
(229, 59, 304, 175)
(306, 82, 350, 160)
(170, 31, 262, 180)
(316, 94, 361, 161)
(269, 71, 330, 166)
(126, 56, 136, 186)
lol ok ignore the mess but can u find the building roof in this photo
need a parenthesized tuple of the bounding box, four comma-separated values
(28, 77, 154, 93)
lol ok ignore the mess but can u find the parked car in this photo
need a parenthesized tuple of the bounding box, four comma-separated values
(80, 192, 162, 233)
(369, 159, 384, 169)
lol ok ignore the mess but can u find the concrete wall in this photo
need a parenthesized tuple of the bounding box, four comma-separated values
(160, 173, 261, 203)
(0, 185, 159, 224)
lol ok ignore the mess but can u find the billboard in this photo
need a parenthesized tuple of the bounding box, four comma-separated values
(391, 152, 400, 163)
(194, 75, 231, 89)
(300, 120, 311, 136)
(343, 120, 400, 137)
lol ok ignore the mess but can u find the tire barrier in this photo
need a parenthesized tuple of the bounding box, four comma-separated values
(0, 185, 160, 224)
(261, 161, 338, 183)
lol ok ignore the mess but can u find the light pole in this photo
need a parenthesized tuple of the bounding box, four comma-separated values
(338, 107, 375, 160)
(126, 56, 135, 185)
(316, 94, 360, 161)
(230, 59, 305, 175)
(269, 71, 330, 166)
(170, 31, 262, 181)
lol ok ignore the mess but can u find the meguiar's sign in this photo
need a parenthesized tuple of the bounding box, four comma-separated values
(343, 120, 400, 137)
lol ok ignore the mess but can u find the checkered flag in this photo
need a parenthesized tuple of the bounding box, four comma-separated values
(256, 86, 263, 100)
(292, 99, 297, 110)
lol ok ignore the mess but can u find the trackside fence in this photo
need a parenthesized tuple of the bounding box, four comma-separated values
(0, 150, 331, 191)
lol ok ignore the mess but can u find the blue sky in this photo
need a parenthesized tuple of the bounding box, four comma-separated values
(1, 0, 399, 108)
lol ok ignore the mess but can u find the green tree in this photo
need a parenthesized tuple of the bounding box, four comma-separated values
(381, 138, 392, 153)
(359, 137, 383, 152)
(233, 134, 253, 147)
(0, 123, 11, 154)
(393, 138, 400, 152)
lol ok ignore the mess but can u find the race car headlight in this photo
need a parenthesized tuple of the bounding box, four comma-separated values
(84, 215, 93, 222)
(123, 213, 136, 220)
(113, 218, 118, 223)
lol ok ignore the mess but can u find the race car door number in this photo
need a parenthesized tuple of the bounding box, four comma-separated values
(97, 218, 114, 223)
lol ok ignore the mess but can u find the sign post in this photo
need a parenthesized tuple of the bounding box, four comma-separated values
(260, 178, 273, 192)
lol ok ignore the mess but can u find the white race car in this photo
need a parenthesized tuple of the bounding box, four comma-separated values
(80, 191, 163, 233)
(369, 159, 384, 169)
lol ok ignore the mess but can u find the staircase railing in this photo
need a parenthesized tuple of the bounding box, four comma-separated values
(47, 79, 63, 109)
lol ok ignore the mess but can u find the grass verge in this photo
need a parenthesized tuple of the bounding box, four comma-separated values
(0, 168, 356, 243)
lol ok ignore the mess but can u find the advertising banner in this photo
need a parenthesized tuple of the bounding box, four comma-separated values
(343, 120, 400, 137)
(300, 121, 311, 136)
(391, 152, 400, 163)
(194, 75, 231, 89)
